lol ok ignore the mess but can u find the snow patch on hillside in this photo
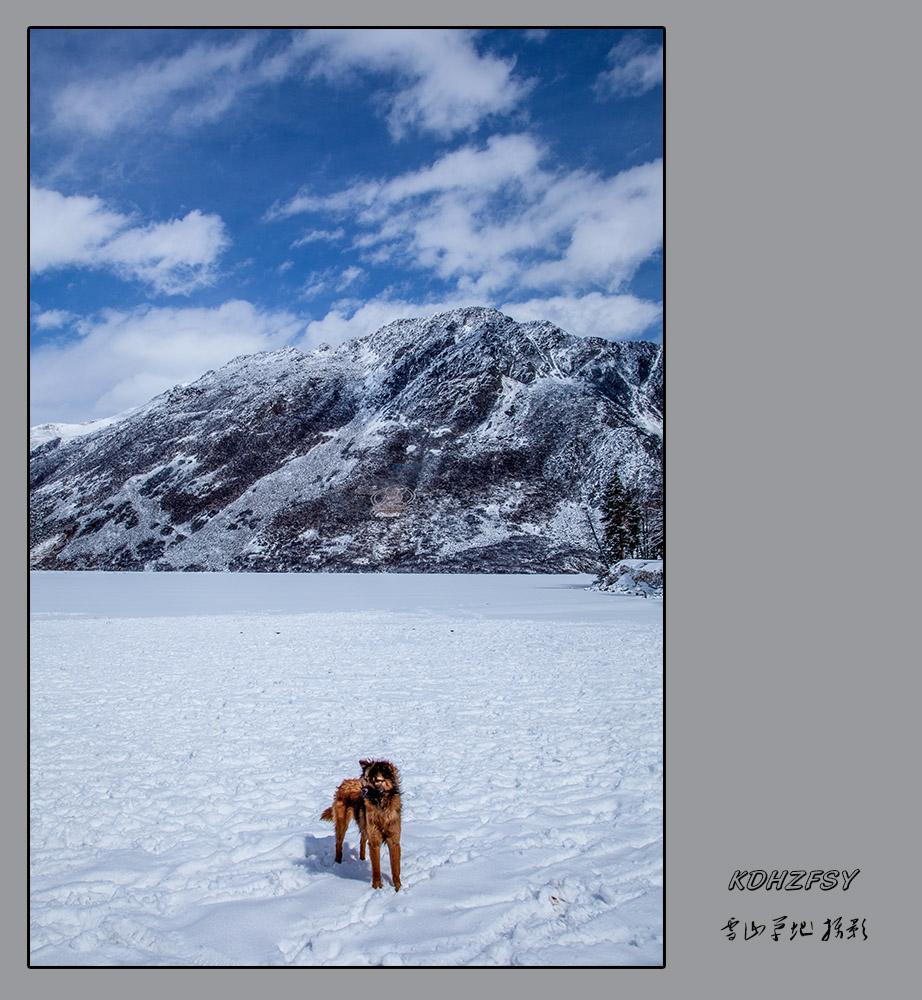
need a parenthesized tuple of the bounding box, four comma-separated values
(30, 404, 149, 450)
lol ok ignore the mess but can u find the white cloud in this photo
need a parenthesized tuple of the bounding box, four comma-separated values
(337, 266, 364, 291)
(500, 292, 662, 341)
(30, 301, 307, 424)
(50, 34, 265, 136)
(271, 135, 662, 298)
(298, 272, 332, 300)
(299, 28, 529, 139)
(47, 30, 526, 143)
(29, 187, 126, 271)
(30, 186, 229, 295)
(294, 264, 362, 300)
(291, 227, 345, 247)
(295, 265, 357, 301)
(383, 133, 544, 199)
(31, 308, 78, 331)
(594, 35, 663, 99)
(100, 210, 230, 294)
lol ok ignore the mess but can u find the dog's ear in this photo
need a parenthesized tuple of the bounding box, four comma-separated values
(359, 759, 372, 770)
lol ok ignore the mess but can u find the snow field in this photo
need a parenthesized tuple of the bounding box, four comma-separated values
(30, 573, 662, 966)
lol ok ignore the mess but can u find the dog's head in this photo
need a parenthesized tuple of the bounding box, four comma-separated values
(359, 759, 400, 801)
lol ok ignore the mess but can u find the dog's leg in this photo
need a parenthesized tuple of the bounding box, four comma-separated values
(356, 805, 367, 860)
(368, 834, 383, 888)
(387, 839, 401, 891)
(333, 805, 350, 864)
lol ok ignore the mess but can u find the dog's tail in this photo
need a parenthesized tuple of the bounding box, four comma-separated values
(320, 806, 334, 822)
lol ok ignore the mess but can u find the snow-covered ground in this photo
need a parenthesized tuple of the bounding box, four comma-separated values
(30, 571, 662, 967)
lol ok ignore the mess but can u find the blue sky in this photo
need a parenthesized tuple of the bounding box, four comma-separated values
(29, 28, 663, 425)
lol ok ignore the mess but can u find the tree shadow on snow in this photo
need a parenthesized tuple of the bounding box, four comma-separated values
(296, 834, 372, 882)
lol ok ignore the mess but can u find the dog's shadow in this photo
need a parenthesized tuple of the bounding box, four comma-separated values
(296, 835, 373, 883)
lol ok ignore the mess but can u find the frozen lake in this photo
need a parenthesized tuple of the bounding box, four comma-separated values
(30, 571, 662, 966)
(30, 569, 646, 622)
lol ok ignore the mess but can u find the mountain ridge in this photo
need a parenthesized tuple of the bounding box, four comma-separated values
(30, 307, 662, 573)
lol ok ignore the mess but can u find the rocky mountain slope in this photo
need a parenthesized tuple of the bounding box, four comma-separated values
(30, 307, 662, 573)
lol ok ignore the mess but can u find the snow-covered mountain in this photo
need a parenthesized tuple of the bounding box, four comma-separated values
(29, 307, 662, 573)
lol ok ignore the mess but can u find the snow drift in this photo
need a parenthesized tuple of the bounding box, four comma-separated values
(591, 560, 663, 597)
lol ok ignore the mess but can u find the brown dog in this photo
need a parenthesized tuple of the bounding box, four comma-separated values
(321, 759, 402, 891)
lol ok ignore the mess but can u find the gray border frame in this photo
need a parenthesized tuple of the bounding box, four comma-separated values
(15, 4, 920, 998)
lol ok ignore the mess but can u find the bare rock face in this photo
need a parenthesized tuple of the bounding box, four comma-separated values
(30, 307, 662, 573)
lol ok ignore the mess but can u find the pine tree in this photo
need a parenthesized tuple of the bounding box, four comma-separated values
(600, 472, 637, 561)
(643, 474, 664, 559)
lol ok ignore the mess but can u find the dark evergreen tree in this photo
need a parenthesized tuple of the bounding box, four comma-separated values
(600, 472, 638, 561)
(599, 465, 663, 562)
(643, 472, 664, 559)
